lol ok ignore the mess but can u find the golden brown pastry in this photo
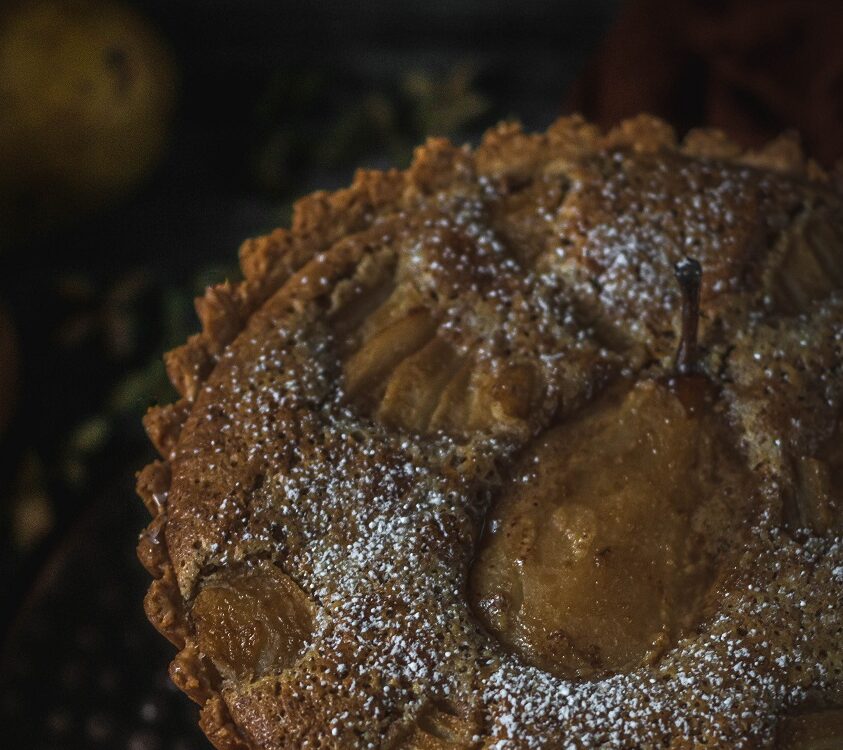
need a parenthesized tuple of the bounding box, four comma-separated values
(138, 115, 843, 749)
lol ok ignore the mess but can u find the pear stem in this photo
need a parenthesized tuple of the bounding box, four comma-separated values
(674, 257, 702, 375)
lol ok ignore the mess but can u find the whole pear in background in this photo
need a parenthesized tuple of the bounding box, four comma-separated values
(0, 0, 177, 238)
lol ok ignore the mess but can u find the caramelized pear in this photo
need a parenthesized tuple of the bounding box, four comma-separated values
(343, 308, 437, 404)
(192, 565, 314, 681)
(377, 337, 463, 432)
(339, 285, 545, 437)
(470, 378, 754, 679)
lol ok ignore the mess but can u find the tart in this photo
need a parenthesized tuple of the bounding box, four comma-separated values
(137, 115, 843, 749)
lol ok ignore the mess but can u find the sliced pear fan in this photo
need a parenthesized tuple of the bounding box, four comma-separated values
(377, 337, 464, 433)
(359, 283, 428, 343)
(332, 242, 546, 436)
(330, 280, 396, 343)
(343, 308, 438, 405)
(428, 359, 474, 434)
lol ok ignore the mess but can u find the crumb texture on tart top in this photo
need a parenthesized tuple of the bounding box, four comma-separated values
(136, 114, 843, 749)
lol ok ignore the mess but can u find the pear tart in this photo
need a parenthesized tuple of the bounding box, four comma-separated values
(137, 115, 843, 749)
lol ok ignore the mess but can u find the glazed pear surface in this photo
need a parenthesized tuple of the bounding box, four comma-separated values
(470, 379, 756, 679)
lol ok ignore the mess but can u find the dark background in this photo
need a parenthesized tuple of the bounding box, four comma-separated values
(0, 1, 618, 747)
(1, 0, 840, 747)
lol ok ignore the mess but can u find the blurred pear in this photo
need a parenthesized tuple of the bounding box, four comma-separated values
(0, 0, 177, 237)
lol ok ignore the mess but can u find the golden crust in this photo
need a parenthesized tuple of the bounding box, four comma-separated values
(143, 399, 190, 458)
(138, 114, 843, 749)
